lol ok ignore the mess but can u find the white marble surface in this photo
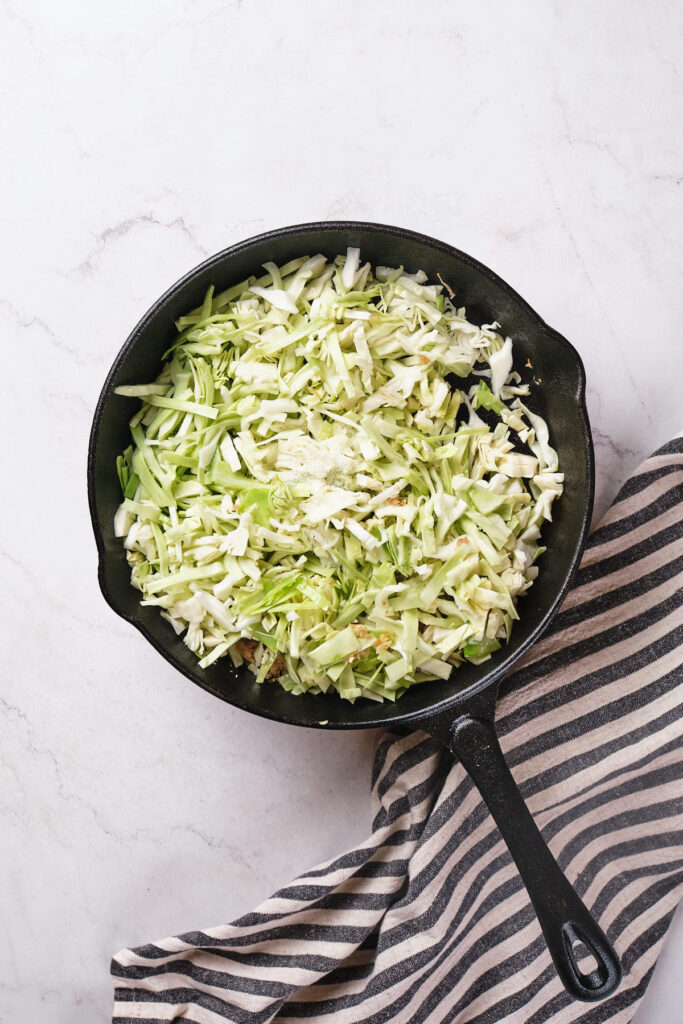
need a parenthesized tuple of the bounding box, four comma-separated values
(1, 1, 682, 1020)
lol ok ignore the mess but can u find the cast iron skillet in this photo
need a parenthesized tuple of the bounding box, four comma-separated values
(88, 222, 621, 1000)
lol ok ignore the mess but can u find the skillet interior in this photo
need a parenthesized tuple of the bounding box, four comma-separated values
(88, 222, 594, 729)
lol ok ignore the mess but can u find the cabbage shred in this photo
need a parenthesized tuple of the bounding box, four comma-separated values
(114, 250, 563, 703)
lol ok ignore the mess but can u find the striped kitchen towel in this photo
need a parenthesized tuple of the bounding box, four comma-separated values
(112, 436, 683, 1024)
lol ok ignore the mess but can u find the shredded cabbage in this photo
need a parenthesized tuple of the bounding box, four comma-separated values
(114, 251, 563, 702)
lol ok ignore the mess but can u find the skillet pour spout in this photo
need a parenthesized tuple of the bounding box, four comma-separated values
(88, 221, 621, 1000)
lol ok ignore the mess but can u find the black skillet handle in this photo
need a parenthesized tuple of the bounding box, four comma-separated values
(445, 713, 621, 1001)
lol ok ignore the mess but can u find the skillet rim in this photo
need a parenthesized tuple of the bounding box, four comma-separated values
(87, 220, 594, 730)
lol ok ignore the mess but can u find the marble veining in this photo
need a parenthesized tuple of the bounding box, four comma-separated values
(1, 0, 682, 1020)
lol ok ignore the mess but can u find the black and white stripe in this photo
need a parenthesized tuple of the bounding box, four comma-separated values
(112, 437, 683, 1024)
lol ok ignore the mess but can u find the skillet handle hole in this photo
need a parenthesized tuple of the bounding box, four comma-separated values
(563, 922, 608, 989)
(571, 939, 600, 977)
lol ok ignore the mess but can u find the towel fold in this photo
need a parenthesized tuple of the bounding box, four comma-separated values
(112, 437, 683, 1024)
